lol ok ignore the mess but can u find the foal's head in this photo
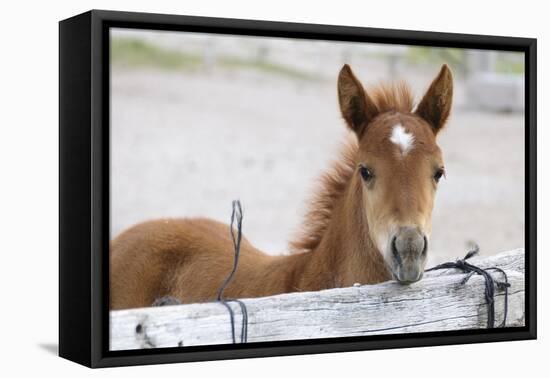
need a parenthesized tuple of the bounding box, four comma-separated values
(338, 64, 453, 283)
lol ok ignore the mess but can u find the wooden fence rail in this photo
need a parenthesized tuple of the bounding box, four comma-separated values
(110, 248, 525, 350)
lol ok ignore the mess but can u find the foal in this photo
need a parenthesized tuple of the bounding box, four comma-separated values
(110, 64, 453, 310)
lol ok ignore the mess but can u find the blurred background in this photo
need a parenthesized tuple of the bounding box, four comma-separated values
(110, 28, 525, 265)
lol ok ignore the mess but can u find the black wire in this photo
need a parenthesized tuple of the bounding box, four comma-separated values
(425, 245, 510, 328)
(216, 200, 248, 343)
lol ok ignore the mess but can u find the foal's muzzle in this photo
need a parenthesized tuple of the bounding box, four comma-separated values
(390, 226, 428, 284)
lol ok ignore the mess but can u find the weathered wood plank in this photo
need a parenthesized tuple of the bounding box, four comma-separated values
(110, 249, 525, 350)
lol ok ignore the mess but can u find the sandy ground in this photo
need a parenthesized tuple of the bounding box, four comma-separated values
(111, 68, 524, 266)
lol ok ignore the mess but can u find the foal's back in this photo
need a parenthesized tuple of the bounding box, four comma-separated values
(110, 218, 291, 309)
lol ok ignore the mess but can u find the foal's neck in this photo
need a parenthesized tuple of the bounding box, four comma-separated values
(294, 176, 391, 290)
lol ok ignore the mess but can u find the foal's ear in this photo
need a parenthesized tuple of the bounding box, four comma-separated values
(415, 64, 453, 134)
(337, 64, 378, 138)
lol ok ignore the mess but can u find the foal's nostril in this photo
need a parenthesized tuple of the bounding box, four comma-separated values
(422, 235, 428, 256)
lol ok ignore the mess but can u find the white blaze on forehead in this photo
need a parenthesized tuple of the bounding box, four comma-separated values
(390, 123, 414, 155)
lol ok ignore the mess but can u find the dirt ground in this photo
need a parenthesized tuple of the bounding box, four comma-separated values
(111, 68, 525, 266)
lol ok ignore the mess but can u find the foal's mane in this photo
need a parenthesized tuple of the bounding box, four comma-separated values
(289, 82, 414, 254)
(368, 82, 414, 113)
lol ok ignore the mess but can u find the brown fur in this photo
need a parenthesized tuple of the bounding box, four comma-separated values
(110, 64, 453, 310)
(289, 139, 357, 254)
(370, 82, 415, 114)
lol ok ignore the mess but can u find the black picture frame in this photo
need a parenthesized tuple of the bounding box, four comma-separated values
(59, 9, 537, 368)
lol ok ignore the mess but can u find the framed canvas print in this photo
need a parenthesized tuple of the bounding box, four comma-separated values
(59, 10, 537, 368)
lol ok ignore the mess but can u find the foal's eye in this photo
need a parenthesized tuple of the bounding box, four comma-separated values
(359, 165, 374, 182)
(434, 167, 445, 183)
